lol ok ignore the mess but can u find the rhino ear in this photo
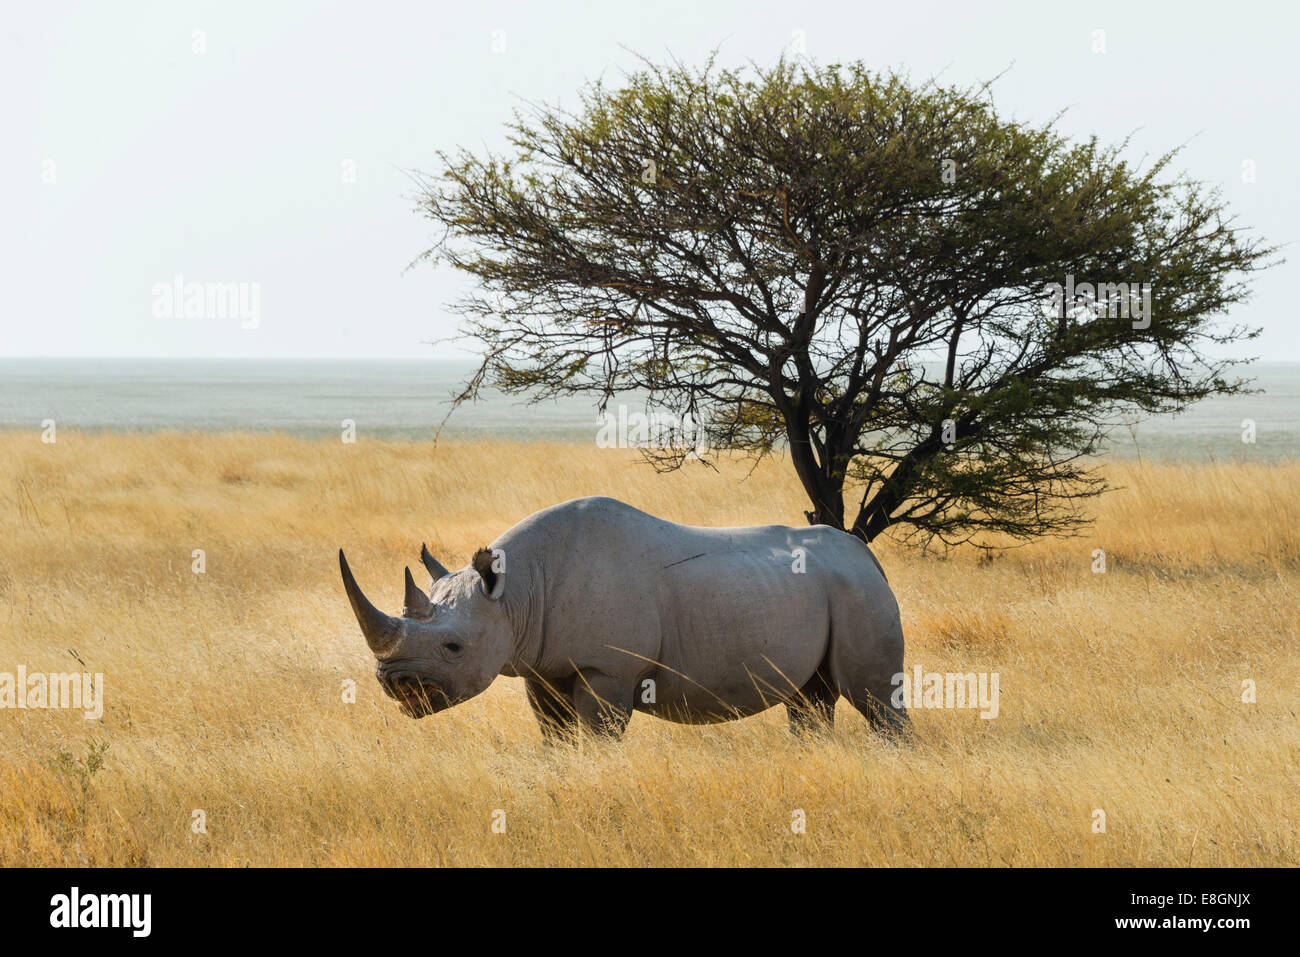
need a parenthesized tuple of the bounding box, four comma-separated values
(472, 547, 505, 600)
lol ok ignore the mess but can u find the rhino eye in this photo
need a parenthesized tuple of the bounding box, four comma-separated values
(445, 642, 462, 654)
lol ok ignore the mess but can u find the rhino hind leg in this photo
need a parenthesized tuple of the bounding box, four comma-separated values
(828, 591, 912, 740)
(848, 690, 912, 740)
(526, 675, 578, 742)
(786, 662, 837, 735)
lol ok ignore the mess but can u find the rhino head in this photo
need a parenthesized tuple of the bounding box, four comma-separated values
(338, 544, 511, 718)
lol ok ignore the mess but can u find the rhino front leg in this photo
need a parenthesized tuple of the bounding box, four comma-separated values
(572, 669, 634, 739)
(525, 675, 577, 743)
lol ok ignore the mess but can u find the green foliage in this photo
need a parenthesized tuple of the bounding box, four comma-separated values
(50, 738, 110, 820)
(416, 55, 1277, 546)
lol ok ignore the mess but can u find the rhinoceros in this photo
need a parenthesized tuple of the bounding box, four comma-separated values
(339, 496, 908, 739)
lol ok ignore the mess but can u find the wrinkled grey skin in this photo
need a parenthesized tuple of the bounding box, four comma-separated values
(340, 496, 909, 740)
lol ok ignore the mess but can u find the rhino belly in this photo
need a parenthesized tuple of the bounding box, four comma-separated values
(639, 550, 831, 723)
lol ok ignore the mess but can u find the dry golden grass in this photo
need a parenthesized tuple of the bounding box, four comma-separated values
(0, 430, 1297, 866)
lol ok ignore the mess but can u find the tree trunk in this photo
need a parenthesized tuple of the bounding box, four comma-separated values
(804, 490, 846, 530)
(786, 429, 847, 530)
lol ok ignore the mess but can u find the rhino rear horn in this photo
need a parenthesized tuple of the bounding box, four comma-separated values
(420, 543, 451, 582)
(338, 549, 402, 655)
(403, 566, 433, 618)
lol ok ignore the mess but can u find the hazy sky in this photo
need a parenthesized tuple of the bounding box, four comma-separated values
(4, 0, 1296, 359)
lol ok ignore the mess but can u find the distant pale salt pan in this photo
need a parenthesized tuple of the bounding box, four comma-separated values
(0, 358, 1296, 461)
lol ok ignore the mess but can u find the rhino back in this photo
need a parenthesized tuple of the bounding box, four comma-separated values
(497, 498, 889, 720)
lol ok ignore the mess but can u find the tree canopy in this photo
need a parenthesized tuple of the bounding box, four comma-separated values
(415, 56, 1276, 546)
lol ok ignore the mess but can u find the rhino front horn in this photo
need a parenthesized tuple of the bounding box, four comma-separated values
(338, 549, 402, 655)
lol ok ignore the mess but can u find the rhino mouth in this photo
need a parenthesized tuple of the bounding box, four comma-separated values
(392, 683, 453, 718)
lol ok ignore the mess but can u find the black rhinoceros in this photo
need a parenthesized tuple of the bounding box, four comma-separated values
(340, 496, 908, 739)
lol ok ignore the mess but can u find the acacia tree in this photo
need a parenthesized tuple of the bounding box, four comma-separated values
(415, 57, 1275, 546)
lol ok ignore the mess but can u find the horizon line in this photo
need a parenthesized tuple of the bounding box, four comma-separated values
(0, 355, 480, 362)
(0, 355, 1294, 365)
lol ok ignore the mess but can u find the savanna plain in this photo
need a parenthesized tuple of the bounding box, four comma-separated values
(1, 431, 1296, 866)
